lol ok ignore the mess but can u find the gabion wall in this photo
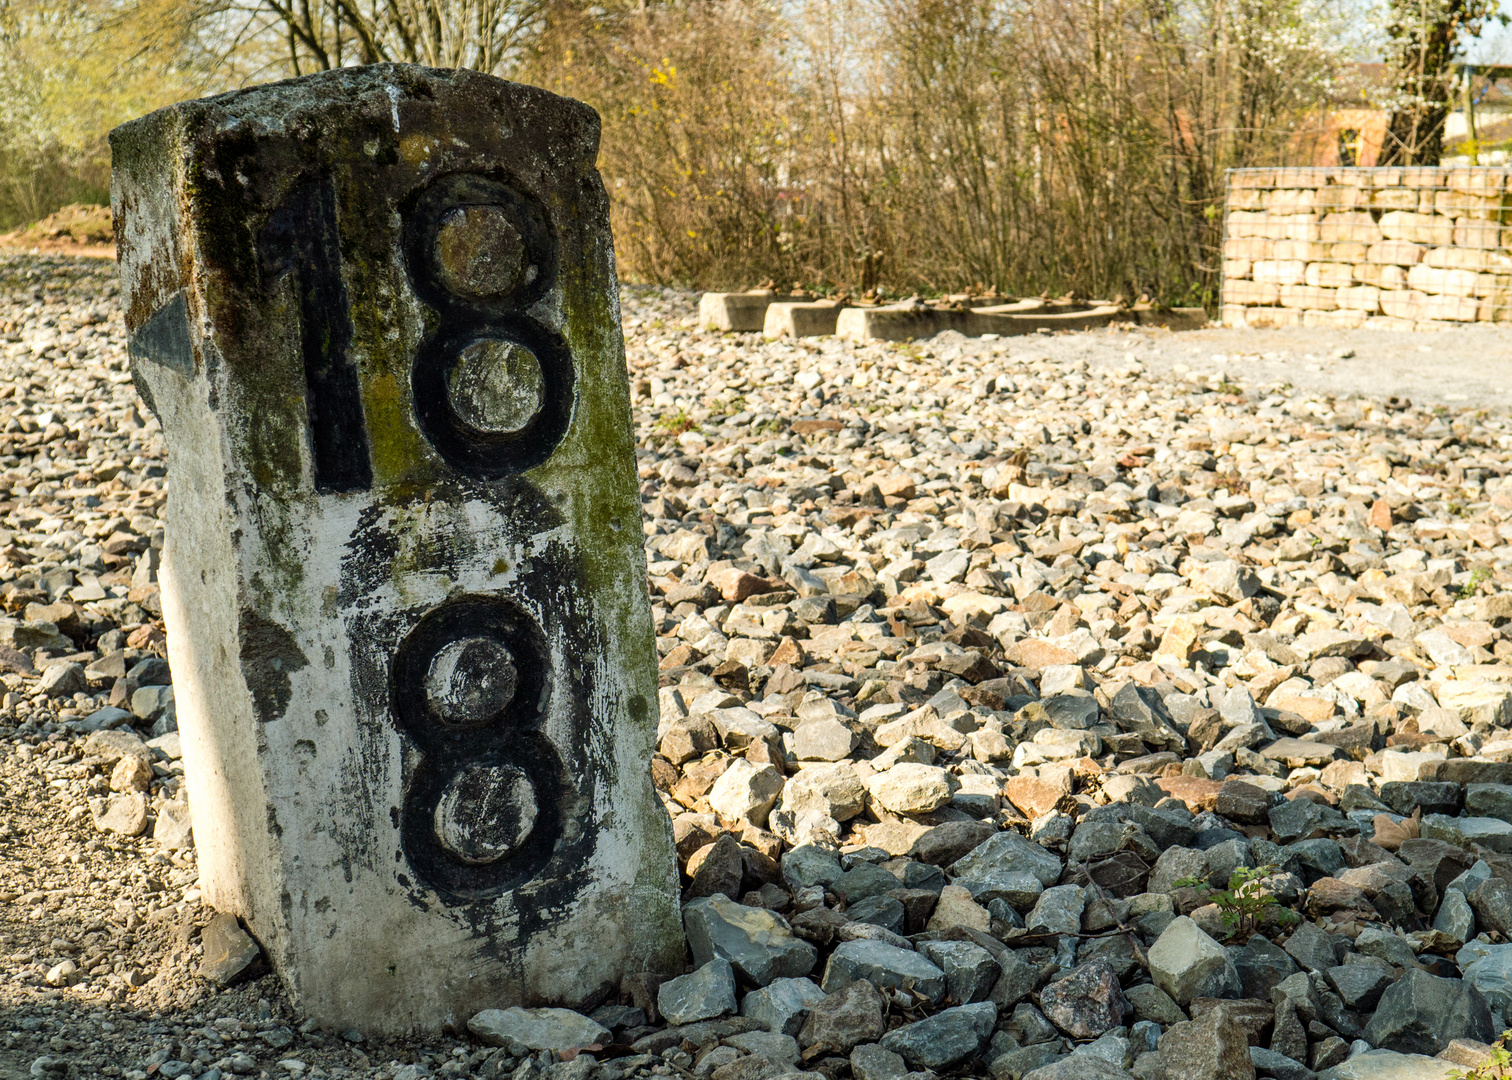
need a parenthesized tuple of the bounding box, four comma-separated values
(1221, 166, 1512, 330)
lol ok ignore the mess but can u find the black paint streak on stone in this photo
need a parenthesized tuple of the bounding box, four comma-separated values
(258, 177, 373, 493)
(128, 291, 196, 378)
(239, 607, 311, 722)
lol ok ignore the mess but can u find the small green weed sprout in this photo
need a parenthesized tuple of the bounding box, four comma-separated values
(654, 408, 698, 437)
(1172, 864, 1298, 940)
(1459, 566, 1492, 600)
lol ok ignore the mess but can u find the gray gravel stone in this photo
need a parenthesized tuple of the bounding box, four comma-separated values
(799, 978, 887, 1055)
(880, 1001, 997, 1070)
(918, 939, 1000, 1004)
(850, 1044, 908, 1080)
(466, 1007, 611, 1052)
(658, 959, 739, 1026)
(684, 894, 818, 987)
(819, 940, 947, 1002)
(1037, 960, 1129, 1040)
(1361, 968, 1494, 1056)
(948, 831, 1063, 887)
(741, 976, 827, 1035)
(1020, 1056, 1133, 1080)
(1148, 916, 1240, 1006)
(198, 912, 266, 987)
(1026, 884, 1084, 935)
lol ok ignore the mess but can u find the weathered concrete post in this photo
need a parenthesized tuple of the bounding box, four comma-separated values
(110, 65, 683, 1033)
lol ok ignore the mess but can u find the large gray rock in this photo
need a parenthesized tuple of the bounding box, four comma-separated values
(1269, 799, 1353, 844)
(948, 830, 1063, 886)
(1325, 961, 1392, 1011)
(1459, 941, 1512, 1017)
(850, 1044, 907, 1080)
(741, 977, 827, 1035)
(1250, 1045, 1313, 1080)
(911, 820, 999, 866)
(992, 949, 1041, 1010)
(918, 940, 1000, 1004)
(658, 959, 739, 1025)
(1469, 875, 1512, 935)
(1433, 886, 1475, 942)
(994, 1044, 1070, 1079)
(1148, 916, 1240, 1006)
(82, 728, 150, 764)
(1021, 1057, 1135, 1080)
(771, 764, 867, 848)
(1465, 783, 1512, 823)
(799, 978, 886, 1055)
(867, 764, 955, 814)
(1148, 847, 1207, 894)
(1283, 920, 1340, 974)
(466, 1007, 611, 1052)
(709, 760, 786, 827)
(725, 1030, 801, 1066)
(199, 912, 267, 987)
(152, 798, 195, 850)
(1124, 983, 1186, 1025)
(1234, 934, 1299, 999)
(687, 834, 746, 899)
(1421, 814, 1512, 853)
(92, 792, 148, 837)
(880, 1001, 997, 1069)
(110, 65, 683, 1033)
(819, 940, 947, 1002)
(1037, 960, 1129, 1040)
(955, 869, 1045, 912)
(1026, 884, 1084, 935)
(1158, 1007, 1255, 1080)
(1360, 968, 1493, 1056)
(1318, 1049, 1459, 1079)
(684, 894, 818, 987)
(782, 845, 842, 890)
(793, 718, 858, 761)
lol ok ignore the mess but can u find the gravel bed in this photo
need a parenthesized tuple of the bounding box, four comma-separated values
(5, 254, 1512, 1079)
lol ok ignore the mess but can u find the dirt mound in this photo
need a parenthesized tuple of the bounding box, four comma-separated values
(0, 204, 114, 257)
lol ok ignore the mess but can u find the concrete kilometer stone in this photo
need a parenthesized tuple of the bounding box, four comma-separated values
(110, 64, 682, 1033)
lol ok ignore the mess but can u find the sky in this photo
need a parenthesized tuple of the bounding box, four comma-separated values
(1461, 1, 1512, 65)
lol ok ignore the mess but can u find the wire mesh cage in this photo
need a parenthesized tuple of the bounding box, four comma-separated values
(1221, 166, 1512, 330)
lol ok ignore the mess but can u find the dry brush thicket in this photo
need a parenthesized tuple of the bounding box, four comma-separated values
(524, 0, 1358, 305)
(0, 0, 1359, 301)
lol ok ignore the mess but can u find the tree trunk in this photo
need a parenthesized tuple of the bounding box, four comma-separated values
(1379, 0, 1467, 166)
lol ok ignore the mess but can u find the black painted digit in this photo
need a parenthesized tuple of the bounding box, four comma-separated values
(259, 178, 373, 493)
(402, 173, 575, 478)
(390, 596, 567, 900)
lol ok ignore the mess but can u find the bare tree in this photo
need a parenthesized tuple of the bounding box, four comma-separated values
(204, 0, 550, 76)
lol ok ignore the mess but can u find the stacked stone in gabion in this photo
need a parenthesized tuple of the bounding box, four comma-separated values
(1222, 167, 1512, 330)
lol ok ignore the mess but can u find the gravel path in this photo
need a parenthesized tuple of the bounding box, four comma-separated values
(5, 255, 1512, 1078)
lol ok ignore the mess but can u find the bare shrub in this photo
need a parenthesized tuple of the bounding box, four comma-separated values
(526, 0, 807, 288)
(526, 0, 1356, 303)
(0, 0, 1361, 302)
(0, 0, 209, 230)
